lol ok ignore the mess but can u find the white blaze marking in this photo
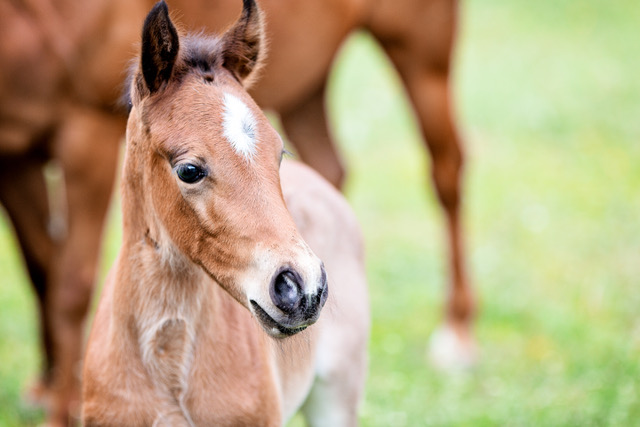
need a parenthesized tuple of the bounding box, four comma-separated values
(222, 92, 258, 160)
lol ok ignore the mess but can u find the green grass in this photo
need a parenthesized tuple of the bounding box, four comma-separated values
(2, 0, 640, 424)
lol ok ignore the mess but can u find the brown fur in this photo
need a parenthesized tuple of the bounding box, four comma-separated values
(1, 0, 468, 423)
(82, 3, 368, 425)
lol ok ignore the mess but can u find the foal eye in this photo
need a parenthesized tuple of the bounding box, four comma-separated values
(176, 163, 206, 184)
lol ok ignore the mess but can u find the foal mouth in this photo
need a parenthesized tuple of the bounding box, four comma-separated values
(250, 300, 309, 338)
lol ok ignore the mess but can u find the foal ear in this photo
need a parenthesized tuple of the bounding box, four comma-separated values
(220, 0, 264, 85)
(141, 1, 180, 93)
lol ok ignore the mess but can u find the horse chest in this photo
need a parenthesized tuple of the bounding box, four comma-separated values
(183, 334, 283, 425)
(186, 388, 282, 427)
(144, 318, 193, 397)
(142, 316, 282, 425)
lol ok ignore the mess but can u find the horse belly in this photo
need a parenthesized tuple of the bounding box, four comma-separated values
(250, 0, 367, 111)
(0, 3, 63, 155)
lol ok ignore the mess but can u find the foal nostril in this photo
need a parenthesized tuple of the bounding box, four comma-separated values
(271, 269, 302, 314)
(318, 265, 328, 309)
(302, 265, 329, 316)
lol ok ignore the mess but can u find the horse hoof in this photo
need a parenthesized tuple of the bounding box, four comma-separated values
(427, 324, 477, 370)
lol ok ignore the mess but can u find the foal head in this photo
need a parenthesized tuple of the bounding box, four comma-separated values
(124, 0, 327, 337)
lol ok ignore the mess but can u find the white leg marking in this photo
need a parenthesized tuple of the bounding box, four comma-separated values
(428, 324, 477, 369)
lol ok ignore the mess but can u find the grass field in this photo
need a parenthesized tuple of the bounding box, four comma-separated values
(1, 0, 639, 425)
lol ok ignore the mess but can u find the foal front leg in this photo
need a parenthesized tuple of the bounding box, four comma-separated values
(47, 106, 122, 425)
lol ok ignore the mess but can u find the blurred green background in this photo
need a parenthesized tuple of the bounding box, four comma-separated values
(1, 0, 639, 425)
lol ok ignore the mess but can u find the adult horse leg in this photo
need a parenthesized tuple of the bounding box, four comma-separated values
(280, 82, 346, 190)
(47, 106, 122, 425)
(368, 0, 475, 367)
(0, 155, 56, 402)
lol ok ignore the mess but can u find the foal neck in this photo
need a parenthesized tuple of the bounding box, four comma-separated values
(113, 237, 209, 419)
(124, 234, 208, 320)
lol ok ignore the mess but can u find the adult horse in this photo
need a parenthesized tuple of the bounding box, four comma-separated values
(0, 0, 470, 424)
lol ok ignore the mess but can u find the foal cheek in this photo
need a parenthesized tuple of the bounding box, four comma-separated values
(150, 174, 201, 254)
(177, 200, 249, 288)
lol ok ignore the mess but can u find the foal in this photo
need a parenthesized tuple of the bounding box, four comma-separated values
(81, 1, 369, 425)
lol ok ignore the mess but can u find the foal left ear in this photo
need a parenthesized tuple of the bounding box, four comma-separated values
(220, 0, 264, 86)
(141, 0, 180, 94)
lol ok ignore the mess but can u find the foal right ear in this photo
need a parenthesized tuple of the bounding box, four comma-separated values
(220, 0, 264, 86)
(141, 1, 180, 94)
